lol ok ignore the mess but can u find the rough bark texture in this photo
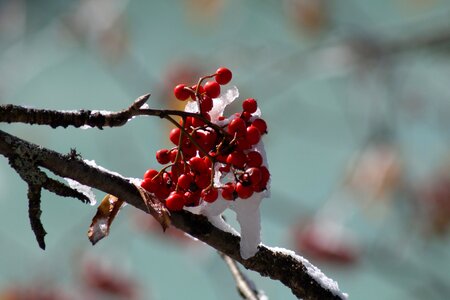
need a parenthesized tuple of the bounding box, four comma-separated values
(0, 129, 345, 300)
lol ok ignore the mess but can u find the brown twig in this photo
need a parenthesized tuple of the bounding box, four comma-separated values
(219, 252, 261, 300)
(0, 129, 346, 300)
(0, 94, 223, 133)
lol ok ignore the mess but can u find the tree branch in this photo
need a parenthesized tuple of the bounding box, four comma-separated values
(0, 94, 222, 133)
(0, 129, 346, 300)
(219, 252, 261, 300)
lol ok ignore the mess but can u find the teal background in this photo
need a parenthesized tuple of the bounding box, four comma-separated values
(1, 1, 450, 299)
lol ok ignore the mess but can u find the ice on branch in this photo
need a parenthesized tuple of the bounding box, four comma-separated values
(65, 178, 97, 205)
(185, 87, 270, 259)
(268, 246, 348, 299)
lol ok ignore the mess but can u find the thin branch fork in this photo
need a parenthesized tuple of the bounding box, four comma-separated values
(0, 94, 222, 133)
(0, 129, 345, 300)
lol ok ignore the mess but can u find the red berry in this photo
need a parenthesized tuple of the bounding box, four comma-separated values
(242, 98, 257, 113)
(171, 162, 185, 181)
(241, 111, 252, 121)
(155, 185, 170, 200)
(163, 172, 173, 187)
(184, 191, 200, 206)
(156, 149, 171, 164)
(236, 138, 251, 151)
(177, 174, 193, 190)
(254, 166, 270, 192)
(260, 166, 270, 185)
(226, 151, 246, 169)
(169, 128, 181, 145)
(165, 192, 185, 211)
(228, 118, 246, 136)
(247, 167, 262, 186)
(252, 118, 267, 134)
(169, 149, 179, 163)
(143, 169, 159, 180)
(200, 95, 213, 113)
(174, 84, 191, 101)
(204, 81, 221, 98)
(141, 178, 159, 193)
(189, 156, 208, 173)
(236, 182, 254, 199)
(181, 143, 197, 159)
(201, 188, 218, 203)
(191, 113, 210, 128)
(246, 151, 263, 167)
(203, 130, 217, 151)
(246, 125, 261, 145)
(221, 183, 236, 200)
(215, 67, 232, 85)
(203, 156, 213, 168)
(195, 173, 211, 189)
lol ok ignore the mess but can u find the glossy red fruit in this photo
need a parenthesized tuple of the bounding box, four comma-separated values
(241, 111, 252, 122)
(226, 151, 246, 169)
(254, 166, 270, 192)
(215, 67, 232, 85)
(246, 151, 263, 167)
(177, 174, 194, 190)
(246, 125, 261, 145)
(189, 157, 208, 173)
(201, 188, 218, 203)
(236, 182, 254, 199)
(236, 138, 251, 151)
(252, 118, 267, 134)
(228, 118, 246, 136)
(169, 128, 181, 145)
(181, 141, 197, 159)
(156, 149, 171, 165)
(260, 166, 270, 185)
(169, 149, 178, 163)
(165, 192, 185, 211)
(203, 130, 217, 151)
(141, 178, 159, 193)
(247, 167, 262, 186)
(204, 81, 221, 98)
(221, 183, 236, 200)
(200, 95, 213, 113)
(143, 169, 159, 180)
(174, 84, 191, 101)
(195, 173, 211, 189)
(242, 98, 257, 113)
(155, 185, 170, 200)
(184, 191, 200, 206)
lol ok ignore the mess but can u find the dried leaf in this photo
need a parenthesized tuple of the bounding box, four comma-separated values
(134, 183, 171, 231)
(88, 194, 124, 245)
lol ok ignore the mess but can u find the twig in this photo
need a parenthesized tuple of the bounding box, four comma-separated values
(219, 252, 261, 300)
(0, 94, 223, 133)
(0, 129, 346, 300)
(27, 183, 46, 250)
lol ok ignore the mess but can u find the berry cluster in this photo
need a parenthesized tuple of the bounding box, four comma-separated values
(141, 67, 270, 211)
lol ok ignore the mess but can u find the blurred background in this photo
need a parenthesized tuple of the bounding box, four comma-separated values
(1, 0, 450, 299)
